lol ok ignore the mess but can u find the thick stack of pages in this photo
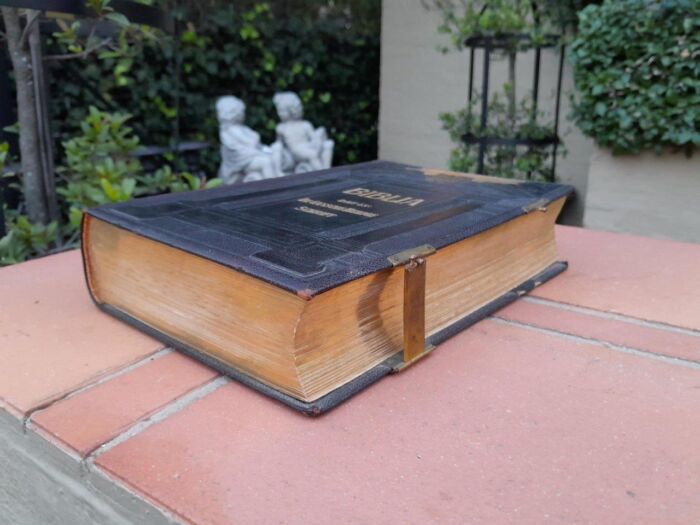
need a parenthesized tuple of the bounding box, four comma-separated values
(82, 161, 572, 413)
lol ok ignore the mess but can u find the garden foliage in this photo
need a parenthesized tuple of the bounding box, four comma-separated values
(1, 109, 220, 265)
(440, 87, 558, 180)
(570, 0, 700, 154)
(431, 0, 583, 180)
(429, 0, 598, 53)
(1, 1, 379, 265)
(47, 2, 380, 172)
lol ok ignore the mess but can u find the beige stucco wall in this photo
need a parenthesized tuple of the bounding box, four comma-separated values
(585, 149, 700, 243)
(378, 0, 594, 225)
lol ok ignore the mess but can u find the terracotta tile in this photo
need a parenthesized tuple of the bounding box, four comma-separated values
(538, 226, 700, 331)
(32, 352, 218, 457)
(98, 321, 700, 525)
(0, 250, 162, 416)
(498, 299, 700, 363)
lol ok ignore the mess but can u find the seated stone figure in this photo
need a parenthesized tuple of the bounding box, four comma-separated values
(272, 92, 334, 174)
(216, 96, 283, 184)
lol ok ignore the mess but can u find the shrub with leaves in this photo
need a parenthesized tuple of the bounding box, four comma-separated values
(1, 142, 59, 265)
(570, 0, 700, 154)
(57, 107, 142, 224)
(427, 0, 598, 53)
(0, 214, 59, 265)
(58, 107, 221, 232)
(440, 86, 561, 180)
(2, 2, 163, 226)
(1, 108, 221, 265)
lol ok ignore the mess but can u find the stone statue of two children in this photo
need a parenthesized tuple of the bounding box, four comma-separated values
(216, 92, 334, 184)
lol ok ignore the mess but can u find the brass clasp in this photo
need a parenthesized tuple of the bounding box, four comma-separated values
(387, 246, 436, 372)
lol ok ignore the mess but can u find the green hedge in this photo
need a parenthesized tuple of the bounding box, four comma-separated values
(569, 0, 700, 154)
(47, 3, 379, 173)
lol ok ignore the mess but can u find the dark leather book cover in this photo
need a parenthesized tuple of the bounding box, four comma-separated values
(86, 161, 573, 297)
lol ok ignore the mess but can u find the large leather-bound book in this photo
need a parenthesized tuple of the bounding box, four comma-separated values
(81, 161, 572, 414)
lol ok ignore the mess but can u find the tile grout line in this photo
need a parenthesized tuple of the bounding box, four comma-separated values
(522, 296, 700, 337)
(490, 316, 700, 370)
(23, 347, 172, 431)
(83, 375, 230, 467)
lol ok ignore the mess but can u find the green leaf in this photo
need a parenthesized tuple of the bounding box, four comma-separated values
(181, 172, 199, 189)
(121, 177, 136, 196)
(105, 12, 130, 27)
(204, 178, 223, 189)
(100, 179, 119, 201)
(3, 122, 19, 135)
(69, 208, 84, 229)
(683, 17, 692, 33)
(46, 221, 58, 239)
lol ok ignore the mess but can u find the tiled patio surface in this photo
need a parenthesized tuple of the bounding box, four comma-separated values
(1, 225, 699, 524)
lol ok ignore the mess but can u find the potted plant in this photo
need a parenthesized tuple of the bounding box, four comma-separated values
(570, 0, 700, 241)
(429, 1, 609, 179)
(432, 0, 577, 182)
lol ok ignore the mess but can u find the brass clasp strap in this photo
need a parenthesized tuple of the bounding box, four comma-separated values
(388, 245, 436, 372)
